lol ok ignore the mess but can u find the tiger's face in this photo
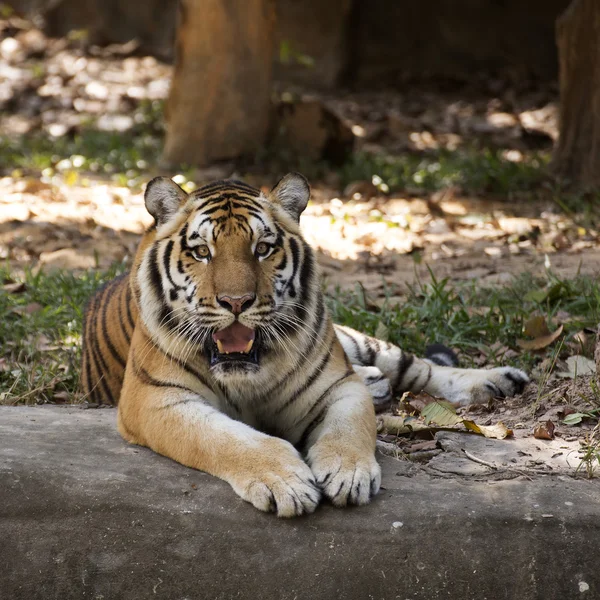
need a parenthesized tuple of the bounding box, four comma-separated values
(136, 173, 316, 379)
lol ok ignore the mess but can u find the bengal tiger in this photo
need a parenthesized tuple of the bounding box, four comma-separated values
(81, 173, 529, 517)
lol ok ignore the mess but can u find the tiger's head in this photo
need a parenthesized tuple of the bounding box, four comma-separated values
(135, 173, 320, 381)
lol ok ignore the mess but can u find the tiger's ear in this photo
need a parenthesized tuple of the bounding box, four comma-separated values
(269, 172, 310, 221)
(145, 177, 188, 225)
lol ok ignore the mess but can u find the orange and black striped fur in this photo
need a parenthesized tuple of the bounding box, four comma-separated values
(82, 173, 528, 517)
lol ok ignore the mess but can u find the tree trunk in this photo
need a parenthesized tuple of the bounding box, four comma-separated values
(552, 0, 600, 188)
(162, 0, 275, 167)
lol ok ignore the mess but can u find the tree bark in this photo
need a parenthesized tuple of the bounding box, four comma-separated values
(552, 0, 600, 188)
(162, 0, 275, 167)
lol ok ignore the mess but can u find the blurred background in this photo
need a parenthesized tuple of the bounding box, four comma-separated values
(1, 0, 598, 281)
(1, 0, 600, 417)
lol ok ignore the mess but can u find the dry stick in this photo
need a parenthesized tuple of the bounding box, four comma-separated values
(462, 449, 497, 469)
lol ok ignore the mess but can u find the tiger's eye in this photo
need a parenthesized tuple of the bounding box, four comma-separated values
(193, 245, 211, 260)
(256, 242, 270, 257)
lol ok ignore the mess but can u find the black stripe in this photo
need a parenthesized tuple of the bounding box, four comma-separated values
(296, 241, 315, 318)
(287, 237, 300, 297)
(336, 328, 363, 363)
(124, 282, 135, 331)
(295, 369, 355, 445)
(196, 180, 259, 196)
(274, 333, 334, 416)
(154, 343, 211, 389)
(262, 295, 327, 398)
(90, 338, 115, 404)
(132, 356, 197, 395)
(88, 283, 116, 404)
(394, 353, 415, 390)
(148, 243, 174, 329)
(100, 279, 126, 369)
(117, 282, 132, 346)
(163, 239, 182, 292)
(365, 340, 376, 365)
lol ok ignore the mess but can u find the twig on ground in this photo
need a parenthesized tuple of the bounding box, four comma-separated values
(462, 449, 497, 469)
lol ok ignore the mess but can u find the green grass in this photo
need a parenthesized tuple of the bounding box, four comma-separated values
(0, 264, 126, 404)
(327, 268, 600, 372)
(340, 148, 551, 197)
(1, 264, 598, 405)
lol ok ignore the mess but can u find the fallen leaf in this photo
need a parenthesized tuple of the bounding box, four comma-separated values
(35, 334, 56, 352)
(400, 391, 433, 414)
(557, 355, 596, 379)
(558, 406, 577, 420)
(463, 420, 513, 439)
(11, 302, 43, 315)
(421, 400, 463, 426)
(524, 315, 552, 338)
(562, 412, 587, 426)
(2, 282, 26, 294)
(52, 391, 70, 403)
(377, 414, 440, 435)
(533, 420, 555, 440)
(517, 317, 563, 350)
(375, 321, 389, 342)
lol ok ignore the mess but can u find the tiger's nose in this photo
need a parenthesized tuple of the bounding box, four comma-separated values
(216, 293, 256, 314)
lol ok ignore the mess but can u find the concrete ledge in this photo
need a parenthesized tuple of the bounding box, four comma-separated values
(1, 406, 599, 599)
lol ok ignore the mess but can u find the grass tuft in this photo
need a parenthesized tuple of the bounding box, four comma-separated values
(0, 263, 126, 404)
(340, 148, 550, 196)
(327, 269, 600, 371)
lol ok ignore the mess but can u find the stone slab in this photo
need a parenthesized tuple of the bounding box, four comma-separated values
(1, 406, 599, 600)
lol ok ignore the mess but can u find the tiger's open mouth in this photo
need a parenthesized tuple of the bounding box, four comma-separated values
(210, 322, 259, 367)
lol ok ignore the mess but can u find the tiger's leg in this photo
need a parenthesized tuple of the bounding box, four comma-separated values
(352, 365, 393, 409)
(118, 333, 321, 518)
(335, 324, 529, 406)
(303, 375, 381, 507)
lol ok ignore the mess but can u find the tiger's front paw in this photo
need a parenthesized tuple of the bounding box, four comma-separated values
(307, 441, 381, 507)
(229, 440, 321, 518)
(454, 366, 529, 406)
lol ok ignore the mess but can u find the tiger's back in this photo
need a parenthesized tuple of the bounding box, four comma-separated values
(81, 272, 138, 404)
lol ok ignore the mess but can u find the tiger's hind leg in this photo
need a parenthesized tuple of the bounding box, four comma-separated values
(352, 365, 393, 410)
(335, 324, 529, 407)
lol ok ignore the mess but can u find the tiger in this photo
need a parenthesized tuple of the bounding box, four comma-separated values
(81, 172, 529, 517)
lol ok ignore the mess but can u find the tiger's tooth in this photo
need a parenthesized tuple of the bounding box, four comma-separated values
(216, 340, 224, 354)
(243, 340, 254, 353)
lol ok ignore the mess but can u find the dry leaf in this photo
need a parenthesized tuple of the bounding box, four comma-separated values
(377, 414, 439, 435)
(2, 282, 26, 294)
(517, 319, 563, 350)
(421, 401, 463, 426)
(375, 321, 389, 341)
(533, 420, 555, 440)
(558, 406, 577, 420)
(557, 355, 596, 379)
(463, 420, 513, 439)
(524, 315, 551, 338)
(400, 391, 434, 414)
(11, 302, 43, 315)
(52, 391, 70, 403)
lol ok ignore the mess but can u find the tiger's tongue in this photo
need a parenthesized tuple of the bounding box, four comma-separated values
(212, 322, 255, 354)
